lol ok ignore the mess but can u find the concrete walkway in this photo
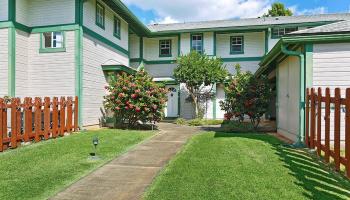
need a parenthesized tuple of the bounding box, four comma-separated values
(51, 123, 200, 200)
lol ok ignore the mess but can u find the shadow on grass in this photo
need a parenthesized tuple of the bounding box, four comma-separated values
(214, 132, 350, 200)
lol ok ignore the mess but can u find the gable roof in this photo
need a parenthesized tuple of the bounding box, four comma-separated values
(148, 13, 350, 33)
(288, 20, 350, 35)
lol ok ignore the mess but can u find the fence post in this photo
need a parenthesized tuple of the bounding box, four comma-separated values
(305, 88, 310, 147)
(59, 97, 66, 136)
(345, 88, 350, 178)
(325, 88, 331, 163)
(34, 98, 42, 142)
(310, 88, 316, 148)
(16, 98, 21, 143)
(44, 97, 50, 140)
(10, 99, 17, 148)
(52, 97, 58, 138)
(67, 97, 73, 133)
(74, 96, 79, 131)
(334, 88, 341, 171)
(317, 88, 322, 156)
(0, 98, 3, 152)
(23, 98, 30, 142)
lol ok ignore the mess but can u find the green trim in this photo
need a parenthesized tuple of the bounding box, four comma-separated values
(190, 33, 204, 53)
(177, 34, 181, 56)
(177, 84, 181, 117)
(159, 39, 172, 57)
(213, 32, 216, 56)
(39, 32, 66, 54)
(212, 83, 217, 119)
(31, 24, 79, 33)
(113, 16, 121, 39)
(265, 28, 269, 54)
(75, 27, 84, 127)
(281, 44, 305, 144)
(140, 37, 143, 61)
(305, 44, 313, 89)
(276, 65, 279, 128)
(221, 57, 262, 62)
(0, 21, 14, 29)
(230, 35, 244, 54)
(102, 65, 136, 74)
(83, 26, 129, 55)
(8, 0, 16, 21)
(8, 27, 15, 97)
(96, 1, 105, 30)
(146, 60, 176, 65)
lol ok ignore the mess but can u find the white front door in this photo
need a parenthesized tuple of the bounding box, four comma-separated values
(165, 86, 179, 117)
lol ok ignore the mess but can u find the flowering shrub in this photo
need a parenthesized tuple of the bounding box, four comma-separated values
(219, 64, 272, 128)
(104, 70, 167, 128)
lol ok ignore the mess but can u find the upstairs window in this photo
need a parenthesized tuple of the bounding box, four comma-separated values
(114, 16, 121, 39)
(96, 1, 105, 29)
(230, 36, 244, 54)
(271, 27, 298, 38)
(159, 40, 172, 57)
(191, 34, 203, 54)
(40, 32, 65, 53)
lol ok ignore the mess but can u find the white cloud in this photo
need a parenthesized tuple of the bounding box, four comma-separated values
(122, 0, 272, 24)
(291, 6, 328, 15)
(150, 16, 179, 24)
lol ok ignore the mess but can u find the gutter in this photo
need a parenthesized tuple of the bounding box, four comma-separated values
(280, 44, 305, 147)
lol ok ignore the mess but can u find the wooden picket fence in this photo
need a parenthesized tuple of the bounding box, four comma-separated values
(305, 88, 350, 177)
(0, 96, 78, 152)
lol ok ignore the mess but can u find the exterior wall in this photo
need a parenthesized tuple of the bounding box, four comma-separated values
(15, 30, 29, 97)
(277, 56, 300, 141)
(216, 31, 265, 58)
(313, 43, 350, 141)
(144, 63, 177, 78)
(204, 32, 214, 55)
(26, 31, 76, 97)
(16, 0, 75, 26)
(180, 33, 191, 55)
(215, 84, 226, 119)
(143, 36, 179, 61)
(83, 0, 129, 51)
(179, 83, 195, 119)
(82, 34, 129, 126)
(0, 0, 8, 21)
(130, 34, 140, 59)
(0, 28, 8, 96)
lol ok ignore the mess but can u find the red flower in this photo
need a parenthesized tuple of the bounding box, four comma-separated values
(115, 106, 120, 110)
(135, 107, 141, 112)
(131, 94, 138, 99)
(125, 106, 129, 110)
(135, 89, 141, 93)
(116, 100, 121, 104)
(118, 93, 125, 98)
(152, 105, 158, 110)
(129, 104, 134, 109)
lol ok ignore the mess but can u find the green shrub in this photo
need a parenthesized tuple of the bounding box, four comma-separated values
(104, 70, 167, 128)
(188, 118, 204, 126)
(220, 120, 255, 132)
(202, 119, 224, 125)
(175, 118, 187, 125)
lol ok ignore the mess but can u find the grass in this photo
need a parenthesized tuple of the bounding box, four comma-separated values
(0, 129, 154, 200)
(144, 132, 350, 200)
(176, 118, 223, 126)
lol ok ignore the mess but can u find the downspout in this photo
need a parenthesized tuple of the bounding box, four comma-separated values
(281, 44, 305, 147)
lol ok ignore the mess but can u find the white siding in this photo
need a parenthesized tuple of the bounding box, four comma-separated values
(0, 28, 8, 96)
(83, 0, 129, 51)
(180, 33, 190, 55)
(224, 61, 260, 74)
(268, 38, 279, 52)
(204, 32, 214, 55)
(313, 43, 350, 142)
(145, 63, 177, 78)
(0, 0, 8, 21)
(130, 34, 140, 59)
(15, 30, 29, 97)
(216, 32, 265, 58)
(27, 31, 75, 97)
(143, 37, 178, 61)
(16, 0, 75, 26)
(180, 83, 195, 119)
(277, 56, 300, 141)
(83, 34, 129, 126)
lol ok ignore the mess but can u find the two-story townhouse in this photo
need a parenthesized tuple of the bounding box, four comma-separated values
(128, 14, 350, 119)
(1, 0, 350, 128)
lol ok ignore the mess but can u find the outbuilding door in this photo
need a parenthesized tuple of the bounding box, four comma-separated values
(165, 86, 179, 117)
(277, 56, 300, 140)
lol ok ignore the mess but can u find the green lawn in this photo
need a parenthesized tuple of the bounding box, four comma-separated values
(144, 132, 350, 200)
(0, 129, 154, 200)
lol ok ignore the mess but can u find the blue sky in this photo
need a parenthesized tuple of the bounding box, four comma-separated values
(121, 0, 350, 25)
